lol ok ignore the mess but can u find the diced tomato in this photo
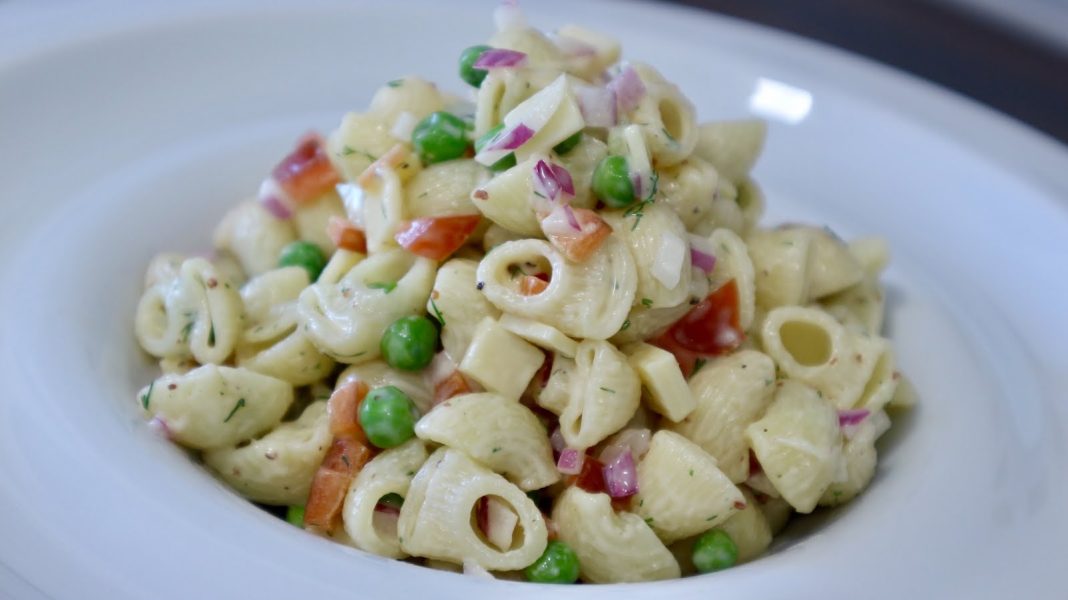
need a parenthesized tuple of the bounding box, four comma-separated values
(394, 215, 482, 261)
(571, 455, 606, 494)
(327, 380, 370, 442)
(542, 513, 558, 541)
(303, 435, 373, 533)
(433, 370, 472, 405)
(543, 207, 612, 262)
(519, 275, 549, 295)
(652, 279, 744, 376)
(272, 134, 340, 204)
(326, 216, 367, 254)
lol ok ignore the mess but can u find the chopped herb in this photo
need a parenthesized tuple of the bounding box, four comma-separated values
(641, 298, 653, 308)
(693, 358, 707, 375)
(223, 398, 246, 423)
(406, 470, 416, 477)
(429, 298, 446, 326)
(492, 447, 502, 453)
(644, 517, 655, 525)
(367, 281, 397, 293)
(387, 79, 404, 88)
(620, 319, 631, 331)
(508, 264, 522, 279)
(208, 322, 216, 346)
(533, 191, 546, 199)
(341, 146, 377, 161)
(661, 127, 677, 143)
(689, 469, 694, 477)
(341, 454, 351, 468)
(140, 381, 154, 410)
(639, 499, 644, 507)
(180, 321, 194, 343)
(764, 378, 774, 386)
(599, 386, 616, 394)
(705, 514, 718, 522)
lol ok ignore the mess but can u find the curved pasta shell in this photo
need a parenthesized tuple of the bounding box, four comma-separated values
(477, 238, 636, 340)
(657, 157, 721, 232)
(398, 448, 547, 570)
(293, 191, 346, 254)
(405, 160, 488, 219)
(745, 380, 842, 513)
(415, 393, 559, 491)
(801, 226, 864, 299)
(337, 360, 433, 416)
(470, 156, 543, 236)
(343, 439, 429, 558)
(747, 227, 815, 309)
(628, 63, 698, 167)
(693, 119, 767, 183)
(298, 249, 435, 363)
(137, 365, 292, 450)
(428, 259, 501, 364)
(552, 487, 680, 583)
(358, 165, 406, 254)
(558, 340, 641, 449)
(327, 112, 399, 183)
(602, 204, 691, 309)
(134, 257, 243, 365)
(717, 488, 773, 563)
(213, 201, 296, 277)
(819, 412, 883, 507)
(705, 228, 757, 331)
(203, 400, 331, 505)
(610, 273, 709, 345)
(632, 431, 745, 543)
(554, 134, 606, 209)
(368, 76, 446, 123)
(667, 350, 776, 483)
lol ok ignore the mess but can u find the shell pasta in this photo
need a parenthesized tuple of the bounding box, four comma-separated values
(130, 2, 913, 584)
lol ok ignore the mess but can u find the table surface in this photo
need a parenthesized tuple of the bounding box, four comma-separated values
(667, 0, 1068, 146)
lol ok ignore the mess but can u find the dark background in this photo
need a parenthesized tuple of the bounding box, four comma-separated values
(663, 0, 1068, 145)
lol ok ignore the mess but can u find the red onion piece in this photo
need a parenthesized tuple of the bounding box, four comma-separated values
(473, 48, 528, 69)
(574, 84, 616, 128)
(599, 428, 652, 464)
(557, 448, 584, 475)
(690, 247, 717, 274)
(562, 204, 581, 231)
(602, 449, 638, 498)
(838, 409, 871, 427)
(550, 427, 566, 453)
(147, 416, 173, 440)
(533, 159, 575, 202)
(609, 65, 646, 113)
(258, 178, 294, 220)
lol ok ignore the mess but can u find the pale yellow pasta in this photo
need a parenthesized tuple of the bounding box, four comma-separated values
(553, 133, 606, 209)
(821, 278, 886, 335)
(610, 273, 710, 345)
(137, 364, 292, 450)
(489, 25, 566, 68)
(735, 177, 766, 236)
(497, 313, 578, 358)
(556, 340, 641, 449)
(705, 227, 757, 331)
(474, 70, 547, 139)
(368, 76, 446, 123)
(357, 164, 406, 254)
(629, 63, 698, 167)
(337, 360, 433, 415)
(398, 448, 547, 570)
(632, 431, 745, 543)
(800, 226, 865, 299)
(747, 227, 815, 309)
(554, 24, 621, 81)
(327, 112, 399, 183)
(760, 306, 890, 409)
(716, 488, 774, 563)
(476, 238, 637, 340)
(668, 350, 776, 483)
(488, 75, 584, 164)
(298, 249, 435, 363)
(415, 393, 558, 490)
(203, 400, 330, 505)
(536, 353, 574, 415)
(759, 494, 794, 535)
(746, 380, 842, 513)
(213, 201, 297, 277)
(428, 259, 501, 364)
(656, 157, 721, 232)
(405, 160, 487, 219)
(552, 487, 680, 583)
(470, 156, 543, 236)
(602, 204, 692, 308)
(292, 191, 346, 254)
(481, 224, 526, 252)
(134, 257, 243, 365)
(625, 343, 695, 422)
(819, 411, 888, 507)
(693, 119, 768, 183)
(343, 439, 428, 558)
(458, 317, 545, 401)
(317, 248, 364, 286)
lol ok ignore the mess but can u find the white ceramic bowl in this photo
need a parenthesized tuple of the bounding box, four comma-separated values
(1, 1, 1066, 598)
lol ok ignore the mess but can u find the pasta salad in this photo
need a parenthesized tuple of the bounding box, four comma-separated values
(132, 2, 915, 584)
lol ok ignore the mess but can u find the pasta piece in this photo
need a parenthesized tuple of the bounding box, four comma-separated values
(318, 248, 364, 285)
(159, 356, 198, 376)
(415, 393, 558, 490)
(134, 257, 243, 365)
(405, 160, 488, 219)
(821, 278, 886, 336)
(625, 343, 695, 422)
(213, 201, 297, 277)
(760, 306, 890, 409)
(497, 75, 584, 163)
(398, 448, 547, 570)
(667, 351, 776, 483)
(536, 354, 574, 415)
(343, 439, 429, 558)
(656, 157, 721, 232)
(705, 228, 757, 331)
(143, 253, 186, 289)
(848, 236, 890, 277)
(735, 177, 766, 236)
(427, 259, 501, 364)
(554, 24, 621, 81)
(746, 227, 815, 309)
(498, 313, 578, 358)
(632, 431, 745, 543)
(552, 487, 680, 583)
(557, 340, 641, 449)
(137, 364, 292, 450)
(628, 63, 698, 167)
(610, 273, 710, 345)
(481, 224, 526, 252)
(368, 76, 446, 123)
(470, 156, 543, 236)
(553, 134, 606, 209)
(800, 226, 864, 300)
(757, 494, 794, 535)
(327, 112, 401, 183)
(292, 191, 346, 254)
(337, 360, 433, 416)
(458, 317, 545, 401)
(489, 25, 566, 68)
(477, 238, 637, 340)
(693, 119, 767, 182)
(203, 400, 331, 505)
(357, 163, 406, 254)
(745, 380, 842, 513)
(298, 249, 436, 363)
(819, 411, 885, 507)
(888, 372, 918, 409)
(716, 488, 773, 563)
(602, 204, 691, 309)
(474, 70, 551, 139)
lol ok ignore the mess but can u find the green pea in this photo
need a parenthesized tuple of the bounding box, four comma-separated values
(412, 111, 470, 165)
(380, 315, 438, 371)
(592, 155, 635, 208)
(474, 124, 517, 172)
(459, 45, 492, 87)
(692, 529, 738, 573)
(525, 541, 580, 583)
(358, 386, 419, 449)
(285, 505, 305, 528)
(278, 241, 326, 282)
(552, 131, 583, 155)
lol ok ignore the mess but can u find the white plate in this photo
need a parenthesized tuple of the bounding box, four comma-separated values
(1, 0, 1066, 598)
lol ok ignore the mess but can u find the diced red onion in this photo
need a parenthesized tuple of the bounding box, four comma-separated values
(475, 123, 535, 166)
(532, 159, 575, 202)
(608, 65, 646, 114)
(599, 428, 652, 463)
(573, 84, 616, 128)
(539, 205, 576, 237)
(473, 48, 528, 69)
(838, 408, 870, 427)
(390, 111, 417, 141)
(258, 178, 294, 220)
(602, 449, 638, 498)
(148, 416, 173, 440)
(557, 448, 584, 475)
(551, 33, 597, 58)
(562, 204, 581, 231)
(550, 427, 566, 453)
(690, 247, 717, 274)
(493, 0, 526, 31)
